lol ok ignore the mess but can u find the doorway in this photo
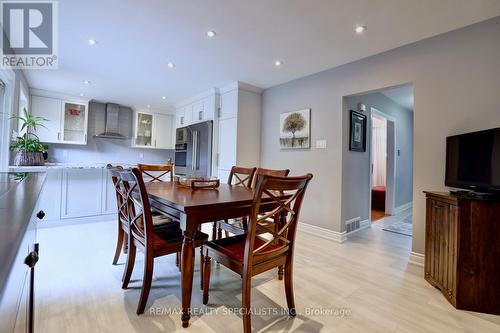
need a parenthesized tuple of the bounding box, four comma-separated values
(370, 109, 396, 221)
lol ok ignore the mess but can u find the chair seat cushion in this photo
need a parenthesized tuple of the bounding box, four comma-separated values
(153, 227, 208, 250)
(206, 234, 284, 262)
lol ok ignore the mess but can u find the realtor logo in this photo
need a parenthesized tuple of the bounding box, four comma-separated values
(1, 0, 58, 69)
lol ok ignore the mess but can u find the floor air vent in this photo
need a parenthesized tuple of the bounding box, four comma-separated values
(346, 218, 361, 233)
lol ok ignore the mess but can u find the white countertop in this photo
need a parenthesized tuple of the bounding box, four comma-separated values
(8, 163, 138, 171)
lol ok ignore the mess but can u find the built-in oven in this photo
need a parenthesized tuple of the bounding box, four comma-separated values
(176, 127, 188, 149)
(174, 127, 188, 175)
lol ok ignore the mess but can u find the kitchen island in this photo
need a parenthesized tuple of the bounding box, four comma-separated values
(0, 172, 46, 333)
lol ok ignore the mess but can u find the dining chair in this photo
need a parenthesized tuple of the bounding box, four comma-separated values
(117, 168, 208, 314)
(202, 173, 313, 333)
(213, 166, 257, 240)
(107, 164, 127, 265)
(216, 167, 290, 279)
(216, 167, 290, 239)
(108, 164, 174, 266)
(137, 163, 183, 268)
(137, 163, 174, 182)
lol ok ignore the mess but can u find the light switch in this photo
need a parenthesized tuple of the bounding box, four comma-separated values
(139, 153, 144, 159)
(316, 140, 327, 149)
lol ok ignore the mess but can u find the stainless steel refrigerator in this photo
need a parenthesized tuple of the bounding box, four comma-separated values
(174, 121, 212, 178)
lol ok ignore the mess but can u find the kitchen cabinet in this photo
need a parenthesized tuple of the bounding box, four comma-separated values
(101, 170, 117, 215)
(33, 169, 62, 221)
(61, 168, 103, 219)
(175, 90, 217, 129)
(30, 96, 61, 143)
(133, 111, 174, 149)
(154, 113, 174, 149)
(30, 95, 88, 145)
(216, 82, 262, 181)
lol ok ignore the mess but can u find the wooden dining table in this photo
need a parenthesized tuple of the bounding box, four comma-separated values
(144, 181, 285, 328)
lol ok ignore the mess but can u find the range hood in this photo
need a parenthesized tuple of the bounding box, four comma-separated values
(94, 103, 130, 139)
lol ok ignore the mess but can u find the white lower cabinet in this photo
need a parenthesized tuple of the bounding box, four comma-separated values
(102, 172, 117, 215)
(35, 169, 62, 221)
(61, 168, 103, 219)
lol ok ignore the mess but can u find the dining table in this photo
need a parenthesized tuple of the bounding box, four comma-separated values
(144, 181, 286, 328)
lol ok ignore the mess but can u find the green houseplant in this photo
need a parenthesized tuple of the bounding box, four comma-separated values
(10, 108, 49, 166)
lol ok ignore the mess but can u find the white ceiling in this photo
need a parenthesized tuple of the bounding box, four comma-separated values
(381, 85, 414, 111)
(24, 0, 500, 112)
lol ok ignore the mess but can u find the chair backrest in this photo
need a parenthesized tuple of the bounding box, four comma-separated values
(227, 166, 257, 188)
(245, 173, 313, 264)
(252, 167, 290, 188)
(106, 164, 127, 224)
(118, 168, 154, 250)
(137, 163, 174, 182)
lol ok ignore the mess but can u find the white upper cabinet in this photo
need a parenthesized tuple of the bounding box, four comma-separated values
(134, 111, 154, 147)
(30, 94, 89, 145)
(61, 101, 88, 144)
(133, 110, 174, 149)
(30, 96, 61, 143)
(175, 89, 217, 128)
(154, 113, 174, 149)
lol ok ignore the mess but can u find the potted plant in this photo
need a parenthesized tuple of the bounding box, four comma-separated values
(10, 108, 49, 166)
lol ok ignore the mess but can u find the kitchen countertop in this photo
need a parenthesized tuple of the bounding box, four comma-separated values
(0, 172, 46, 295)
(8, 163, 138, 171)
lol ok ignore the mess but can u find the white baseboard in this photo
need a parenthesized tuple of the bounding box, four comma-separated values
(298, 222, 347, 243)
(394, 202, 413, 215)
(409, 251, 425, 266)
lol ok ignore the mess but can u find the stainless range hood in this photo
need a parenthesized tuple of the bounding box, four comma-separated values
(93, 103, 131, 139)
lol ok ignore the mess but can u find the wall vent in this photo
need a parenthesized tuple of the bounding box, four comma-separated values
(346, 217, 361, 233)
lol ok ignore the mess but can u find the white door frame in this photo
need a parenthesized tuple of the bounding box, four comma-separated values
(369, 107, 396, 219)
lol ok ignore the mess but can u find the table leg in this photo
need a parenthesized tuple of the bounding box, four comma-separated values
(181, 216, 197, 328)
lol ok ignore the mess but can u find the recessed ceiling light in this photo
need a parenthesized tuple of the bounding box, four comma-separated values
(355, 25, 367, 34)
(83, 80, 91, 85)
(274, 60, 282, 67)
(147, 104, 151, 108)
(79, 93, 84, 97)
(167, 62, 175, 68)
(88, 39, 97, 45)
(162, 96, 166, 100)
(207, 30, 216, 38)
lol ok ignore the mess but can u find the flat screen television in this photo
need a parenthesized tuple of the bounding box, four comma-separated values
(446, 127, 500, 193)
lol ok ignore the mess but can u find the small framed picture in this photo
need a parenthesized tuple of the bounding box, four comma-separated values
(349, 110, 366, 152)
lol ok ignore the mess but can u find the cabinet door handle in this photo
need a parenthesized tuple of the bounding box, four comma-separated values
(57, 132, 60, 141)
(199, 111, 203, 120)
(24, 251, 39, 268)
(36, 210, 45, 220)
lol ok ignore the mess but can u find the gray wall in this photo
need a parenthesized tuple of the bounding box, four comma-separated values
(45, 101, 174, 164)
(261, 17, 500, 255)
(343, 92, 413, 223)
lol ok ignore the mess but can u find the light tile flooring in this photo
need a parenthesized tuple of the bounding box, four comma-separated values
(35, 219, 500, 333)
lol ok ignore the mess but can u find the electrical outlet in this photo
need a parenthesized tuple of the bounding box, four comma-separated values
(139, 153, 144, 159)
(316, 140, 327, 149)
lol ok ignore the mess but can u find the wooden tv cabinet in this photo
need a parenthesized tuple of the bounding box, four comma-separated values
(424, 191, 500, 315)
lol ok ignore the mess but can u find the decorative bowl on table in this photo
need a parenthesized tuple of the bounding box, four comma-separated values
(175, 176, 220, 190)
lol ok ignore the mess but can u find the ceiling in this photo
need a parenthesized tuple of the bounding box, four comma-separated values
(23, 0, 500, 112)
(381, 85, 414, 111)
